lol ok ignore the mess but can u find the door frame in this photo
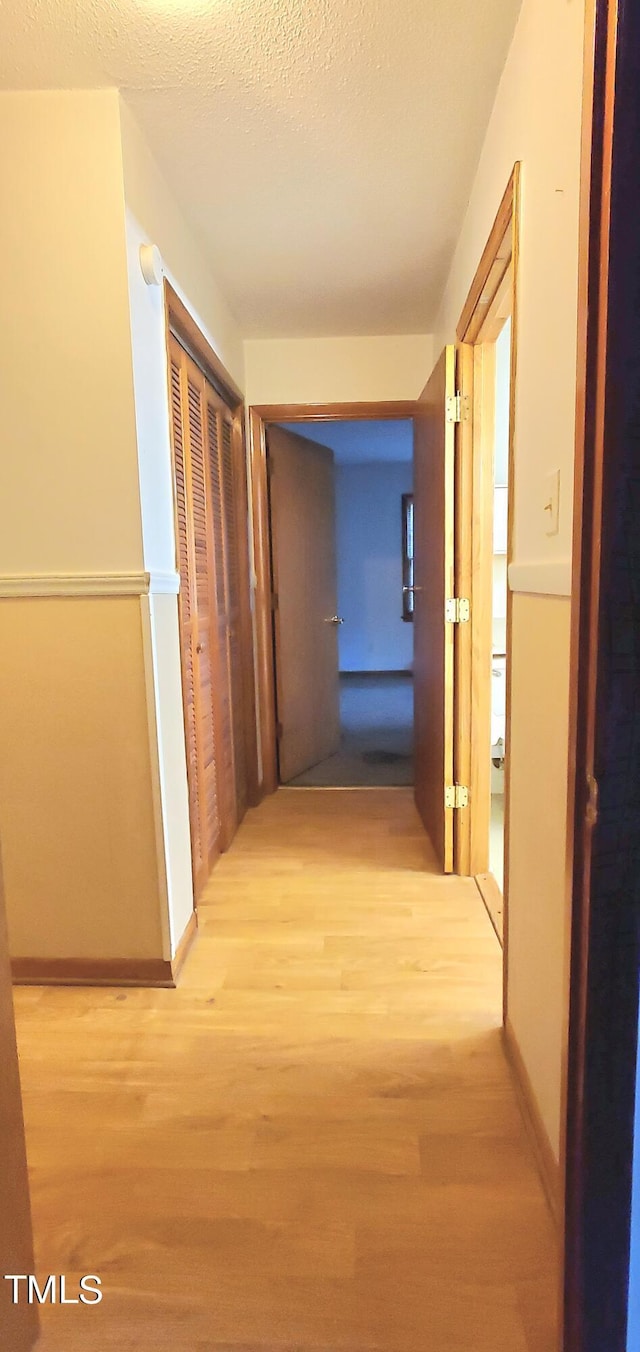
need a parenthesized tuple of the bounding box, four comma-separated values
(563, 0, 640, 1345)
(248, 401, 419, 796)
(452, 165, 521, 974)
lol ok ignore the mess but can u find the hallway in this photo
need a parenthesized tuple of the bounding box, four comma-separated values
(287, 675, 414, 787)
(15, 790, 557, 1352)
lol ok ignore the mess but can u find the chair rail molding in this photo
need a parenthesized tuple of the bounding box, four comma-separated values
(0, 571, 180, 598)
(508, 558, 572, 597)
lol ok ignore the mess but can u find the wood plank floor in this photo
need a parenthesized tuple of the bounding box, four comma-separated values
(14, 788, 558, 1352)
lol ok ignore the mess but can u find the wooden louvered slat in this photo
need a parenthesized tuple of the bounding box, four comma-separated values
(207, 404, 228, 615)
(184, 629, 204, 876)
(195, 629, 222, 857)
(169, 343, 212, 895)
(170, 357, 191, 623)
(185, 361, 224, 868)
(170, 346, 204, 884)
(229, 625, 248, 814)
(219, 683, 236, 822)
(186, 376, 211, 618)
(222, 418, 241, 615)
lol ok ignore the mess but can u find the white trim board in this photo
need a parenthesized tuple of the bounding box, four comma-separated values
(147, 572, 181, 595)
(508, 559, 572, 598)
(0, 571, 180, 598)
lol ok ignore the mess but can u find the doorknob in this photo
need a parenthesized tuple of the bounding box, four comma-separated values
(325, 615, 344, 624)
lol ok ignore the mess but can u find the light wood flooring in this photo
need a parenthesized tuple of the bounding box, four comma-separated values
(14, 788, 557, 1351)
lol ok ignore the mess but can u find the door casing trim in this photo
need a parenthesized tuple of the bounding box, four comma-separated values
(248, 401, 419, 797)
(453, 166, 521, 1039)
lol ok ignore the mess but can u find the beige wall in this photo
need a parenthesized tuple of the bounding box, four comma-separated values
(0, 90, 168, 964)
(434, 0, 586, 1159)
(0, 90, 143, 577)
(0, 91, 247, 963)
(0, 599, 166, 960)
(244, 334, 434, 406)
(508, 593, 572, 1153)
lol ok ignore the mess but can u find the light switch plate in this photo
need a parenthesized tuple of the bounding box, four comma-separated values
(544, 469, 560, 535)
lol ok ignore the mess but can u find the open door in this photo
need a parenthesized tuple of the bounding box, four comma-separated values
(266, 426, 341, 782)
(413, 345, 456, 872)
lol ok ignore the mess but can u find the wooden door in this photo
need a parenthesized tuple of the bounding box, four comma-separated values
(222, 413, 251, 819)
(170, 329, 254, 886)
(0, 853, 39, 1352)
(413, 346, 456, 872)
(170, 342, 227, 897)
(266, 425, 341, 783)
(206, 396, 252, 835)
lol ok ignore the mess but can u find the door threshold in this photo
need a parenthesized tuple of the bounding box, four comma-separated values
(474, 871, 504, 945)
(279, 784, 413, 792)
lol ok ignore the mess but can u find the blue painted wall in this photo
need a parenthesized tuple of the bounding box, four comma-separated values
(336, 461, 413, 673)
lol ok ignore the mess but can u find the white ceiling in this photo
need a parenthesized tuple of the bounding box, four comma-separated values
(0, 0, 522, 337)
(277, 420, 413, 465)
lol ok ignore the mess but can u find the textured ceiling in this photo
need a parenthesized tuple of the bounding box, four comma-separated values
(0, 0, 522, 336)
(278, 420, 413, 465)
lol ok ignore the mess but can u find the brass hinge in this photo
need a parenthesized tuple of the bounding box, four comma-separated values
(445, 784, 469, 809)
(446, 392, 470, 424)
(276, 720, 284, 740)
(585, 772, 599, 827)
(445, 597, 471, 624)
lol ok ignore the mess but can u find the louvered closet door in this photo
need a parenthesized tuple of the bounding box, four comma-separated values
(170, 328, 253, 891)
(169, 338, 225, 897)
(206, 395, 250, 828)
(183, 355, 226, 871)
(170, 347, 205, 890)
(222, 414, 249, 816)
(204, 394, 237, 846)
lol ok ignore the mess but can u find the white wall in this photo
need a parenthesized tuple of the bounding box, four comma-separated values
(433, 0, 586, 1162)
(493, 323, 510, 655)
(119, 97, 245, 578)
(244, 334, 434, 406)
(336, 462, 413, 673)
(494, 319, 511, 487)
(492, 556, 507, 655)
